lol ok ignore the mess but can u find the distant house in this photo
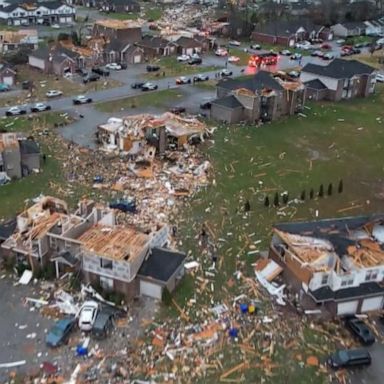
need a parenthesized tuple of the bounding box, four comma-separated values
(28, 45, 84, 75)
(210, 71, 305, 124)
(364, 19, 384, 36)
(0, 133, 40, 180)
(269, 215, 384, 316)
(104, 38, 143, 64)
(99, 0, 140, 13)
(251, 20, 332, 47)
(136, 35, 177, 58)
(302, 59, 376, 101)
(0, 63, 16, 86)
(93, 19, 142, 43)
(175, 36, 203, 56)
(0, 29, 38, 53)
(331, 22, 366, 37)
(0, 1, 76, 26)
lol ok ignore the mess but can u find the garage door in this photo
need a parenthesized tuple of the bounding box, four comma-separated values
(361, 296, 383, 312)
(66, 17, 72, 23)
(140, 280, 162, 300)
(2, 76, 13, 86)
(59, 17, 66, 24)
(133, 55, 141, 64)
(337, 300, 358, 315)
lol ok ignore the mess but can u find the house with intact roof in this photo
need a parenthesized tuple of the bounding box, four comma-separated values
(269, 215, 384, 316)
(103, 38, 144, 64)
(331, 22, 366, 37)
(210, 71, 305, 124)
(302, 59, 376, 102)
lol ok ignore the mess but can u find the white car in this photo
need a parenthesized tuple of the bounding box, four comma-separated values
(220, 69, 233, 77)
(336, 39, 345, 45)
(176, 76, 191, 85)
(31, 103, 51, 112)
(51, 24, 60, 29)
(5, 106, 27, 116)
(228, 56, 240, 63)
(177, 54, 190, 62)
(280, 49, 291, 56)
(73, 95, 92, 104)
(105, 63, 122, 70)
(228, 40, 241, 47)
(141, 82, 158, 91)
(376, 38, 384, 45)
(215, 48, 228, 56)
(376, 73, 384, 82)
(46, 90, 63, 98)
(295, 41, 312, 50)
(78, 301, 99, 331)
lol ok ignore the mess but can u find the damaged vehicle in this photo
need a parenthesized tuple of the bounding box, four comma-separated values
(327, 348, 371, 369)
(46, 317, 76, 347)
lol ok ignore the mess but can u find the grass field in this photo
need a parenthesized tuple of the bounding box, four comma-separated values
(166, 86, 384, 383)
(95, 88, 183, 113)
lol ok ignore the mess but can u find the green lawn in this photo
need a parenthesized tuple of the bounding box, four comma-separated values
(103, 12, 139, 20)
(166, 87, 384, 383)
(144, 6, 163, 21)
(95, 88, 183, 113)
(145, 57, 219, 79)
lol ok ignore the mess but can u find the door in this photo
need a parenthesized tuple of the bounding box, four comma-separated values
(140, 280, 162, 299)
(337, 300, 358, 315)
(361, 296, 383, 312)
(133, 55, 141, 64)
(3, 76, 13, 86)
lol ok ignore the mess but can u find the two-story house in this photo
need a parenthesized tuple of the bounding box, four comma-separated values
(210, 71, 305, 124)
(92, 19, 142, 43)
(302, 59, 376, 102)
(269, 215, 384, 316)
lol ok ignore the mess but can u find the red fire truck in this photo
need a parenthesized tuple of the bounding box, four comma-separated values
(248, 52, 278, 67)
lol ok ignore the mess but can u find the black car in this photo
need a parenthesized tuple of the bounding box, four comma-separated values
(131, 82, 145, 89)
(92, 67, 110, 77)
(119, 63, 127, 70)
(200, 101, 212, 110)
(76, 68, 88, 77)
(21, 80, 32, 90)
(83, 73, 100, 84)
(92, 311, 114, 339)
(345, 317, 375, 345)
(188, 57, 202, 65)
(146, 64, 160, 72)
(327, 349, 371, 369)
(169, 106, 186, 115)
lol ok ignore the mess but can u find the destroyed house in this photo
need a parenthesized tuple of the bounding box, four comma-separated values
(269, 215, 384, 315)
(92, 19, 142, 43)
(211, 71, 305, 123)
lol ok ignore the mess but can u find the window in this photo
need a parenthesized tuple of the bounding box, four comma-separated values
(100, 276, 113, 290)
(100, 258, 112, 269)
(321, 274, 328, 285)
(341, 277, 354, 287)
(365, 269, 379, 281)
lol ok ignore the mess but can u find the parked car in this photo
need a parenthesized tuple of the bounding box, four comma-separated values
(83, 73, 100, 84)
(131, 81, 145, 89)
(327, 349, 371, 369)
(119, 62, 127, 70)
(51, 23, 60, 29)
(290, 53, 302, 60)
(288, 70, 300, 78)
(5, 106, 27, 116)
(46, 90, 63, 98)
(228, 55, 240, 63)
(311, 50, 323, 57)
(250, 44, 261, 50)
(146, 64, 160, 72)
(78, 301, 99, 332)
(21, 80, 32, 90)
(321, 43, 332, 50)
(322, 53, 334, 60)
(376, 73, 384, 82)
(46, 317, 76, 347)
(109, 197, 137, 213)
(176, 76, 191, 85)
(92, 311, 114, 339)
(193, 74, 209, 82)
(215, 48, 228, 56)
(169, 106, 186, 114)
(345, 317, 375, 345)
(73, 95, 92, 105)
(0, 83, 10, 92)
(188, 57, 202, 65)
(105, 63, 122, 70)
(141, 82, 158, 91)
(280, 49, 291, 56)
(31, 103, 51, 113)
(295, 41, 312, 49)
(336, 39, 346, 45)
(177, 54, 190, 62)
(76, 68, 88, 77)
(200, 101, 212, 110)
(92, 67, 110, 77)
(228, 40, 241, 47)
(220, 69, 233, 77)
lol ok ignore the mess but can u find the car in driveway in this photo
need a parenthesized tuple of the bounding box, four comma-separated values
(220, 69, 233, 77)
(76, 68, 88, 77)
(46, 317, 76, 347)
(105, 63, 122, 70)
(322, 52, 334, 60)
(327, 348, 371, 369)
(141, 82, 158, 91)
(215, 48, 228, 56)
(250, 44, 261, 50)
(290, 53, 302, 60)
(228, 55, 240, 63)
(146, 64, 160, 72)
(176, 76, 191, 85)
(188, 57, 202, 65)
(280, 49, 291, 56)
(46, 89, 63, 98)
(131, 81, 145, 89)
(73, 95, 93, 105)
(83, 73, 100, 84)
(228, 40, 241, 47)
(5, 106, 27, 116)
(376, 73, 384, 82)
(31, 103, 51, 113)
(92, 67, 110, 77)
(311, 50, 324, 57)
(0, 83, 10, 92)
(345, 317, 375, 345)
(177, 54, 190, 62)
(78, 301, 99, 331)
(193, 74, 209, 82)
(92, 311, 114, 339)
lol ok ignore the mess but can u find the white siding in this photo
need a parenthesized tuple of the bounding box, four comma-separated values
(140, 280, 162, 299)
(2, 76, 13, 86)
(361, 296, 383, 312)
(301, 72, 339, 91)
(337, 300, 358, 315)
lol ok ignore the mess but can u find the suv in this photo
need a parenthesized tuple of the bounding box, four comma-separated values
(345, 317, 375, 345)
(92, 67, 110, 77)
(327, 349, 371, 369)
(92, 311, 114, 339)
(188, 57, 202, 65)
(146, 64, 160, 72)
(83, 73, 100, 84)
